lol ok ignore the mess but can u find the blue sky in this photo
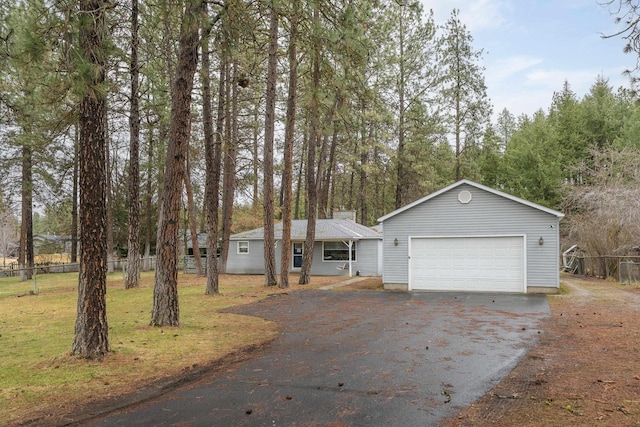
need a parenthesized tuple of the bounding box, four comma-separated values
(427, 0, 636, 119)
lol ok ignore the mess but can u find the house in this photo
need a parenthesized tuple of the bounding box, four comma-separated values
(377, 179, 564, 293)
(227, 219, 383, 276)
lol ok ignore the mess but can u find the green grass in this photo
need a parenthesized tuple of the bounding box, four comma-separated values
(0, 271, 80, 299)
(0, 271, 350, 425)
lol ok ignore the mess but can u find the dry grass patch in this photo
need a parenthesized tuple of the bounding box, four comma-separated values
(335, 277, 384, 291)
(0, 271, 346, 425)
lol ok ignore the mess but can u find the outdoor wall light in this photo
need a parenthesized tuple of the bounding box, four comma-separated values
(394, 238, 398, 246)
(539, 237, 544, 246)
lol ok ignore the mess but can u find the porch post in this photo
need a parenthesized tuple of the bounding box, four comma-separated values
(348, 240, 353, 277)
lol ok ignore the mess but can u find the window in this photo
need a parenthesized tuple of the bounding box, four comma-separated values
(238, 241, 249, 254)
(323, 241, 356, 261)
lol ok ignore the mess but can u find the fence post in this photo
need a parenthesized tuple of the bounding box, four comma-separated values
(33, 266, 38, 295)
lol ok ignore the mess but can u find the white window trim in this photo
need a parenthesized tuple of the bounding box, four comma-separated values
(237, 241, 249, 254)
(292, 242, 303, 270)
(322, 241, 357, 262)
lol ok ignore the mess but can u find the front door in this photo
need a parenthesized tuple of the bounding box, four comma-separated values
(292, 242, 303, 269)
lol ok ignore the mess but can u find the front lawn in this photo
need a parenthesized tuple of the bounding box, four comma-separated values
(0, 271, 345, 425)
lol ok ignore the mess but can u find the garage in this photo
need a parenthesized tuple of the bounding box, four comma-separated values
(409, 236, 525, 292)
(378, 179, 564, 293)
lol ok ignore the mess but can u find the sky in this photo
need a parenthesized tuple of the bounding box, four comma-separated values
(425, 0, 636, 119)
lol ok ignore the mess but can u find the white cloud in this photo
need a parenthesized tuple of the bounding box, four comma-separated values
(426, 0, 510, 32)
(489, 55, 543, 82)
(459, 0, 509, 32)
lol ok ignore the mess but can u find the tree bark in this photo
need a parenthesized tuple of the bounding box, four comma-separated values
(299, 4, 321, 285)
(203, 24, 220, 295)
(219, 62, 237, 274)
(320, 122, 339, 218)
(263, 4, 278, 287)
(151, 0, 204, 327)
(252, 105, 260, 212)
(184, 153, 203, 275)
(71, 125, 79, 264)
(294, 134, 305, 220)
(280, 0, 298, 289)
(105, 111, 114, 274)
(395, 8, 406, 209)
(72, 0, 109, 359)
(142, 124, 154, 271)
(126, 0, 141, 288)
(19, 143, 33, 281)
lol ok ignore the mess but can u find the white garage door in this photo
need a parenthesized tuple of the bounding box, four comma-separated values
(410, 236, 525, 292)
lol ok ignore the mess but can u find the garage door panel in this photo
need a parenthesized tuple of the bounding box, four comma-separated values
(410, 236, 524, 292)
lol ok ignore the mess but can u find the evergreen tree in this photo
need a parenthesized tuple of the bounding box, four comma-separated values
(262, 1, 278, 287)
(439, 9, 491, 181)
(73, 0, 111, 359)
(548, 80, 585, 181)
(125, 0, 141, 289)
(495, 108, 516, 151)
(151, 0, 205, 327)
(388, 1, 440, 208)
(202, 2, 221, 295)
(279, 0, 299, 289)
(501, 110, 563, 207)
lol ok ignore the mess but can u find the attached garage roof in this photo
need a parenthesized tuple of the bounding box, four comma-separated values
(377, 179, 564, 223)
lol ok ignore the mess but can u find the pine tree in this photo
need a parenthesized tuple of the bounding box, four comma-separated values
(151, 0, 205, 327)
(262, 1, 278, 287)
(202, 6, 221, 294)
(72, 0, 110, 359)
(279, 0, 299, 289)
(125, 0, 141, 289)
(439, 9, 491, 181)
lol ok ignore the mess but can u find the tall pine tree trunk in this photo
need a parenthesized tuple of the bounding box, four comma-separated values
(320, 122, 338, 218)
(184, 154, 203, 275)
(263, 4, 278, 287)
(280, 0, 298, 289)
(105, 112, 114, 274)
(71, 126, 79, 264)
(19, 143, 33, 281)
(294, 136, 305, 220)
(126, 0, 141, 288)
(142, 126, 154, 271)
(203, 24, 220, 294)
(395, 11, 406, 209)
(73, 0, 109, 359)
(299, 5, 321, 285)
(219, 62, 234, 273)
(151, 0, 203, 327)
(252, 106, 260, 212)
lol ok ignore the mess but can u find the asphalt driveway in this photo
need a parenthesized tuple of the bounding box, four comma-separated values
(86, 289, 549, 426)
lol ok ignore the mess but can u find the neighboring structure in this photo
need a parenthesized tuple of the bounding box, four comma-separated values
(33, 234, 70, 255)
(227, 219, 383, 277)
(377, 179, 564, 293)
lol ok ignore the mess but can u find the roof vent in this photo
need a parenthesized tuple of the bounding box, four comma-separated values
(458, 190, 472, 204)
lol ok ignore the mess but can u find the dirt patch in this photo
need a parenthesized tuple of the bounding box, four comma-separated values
(446, 275, 640, 427)
(333, 277, 384, 290)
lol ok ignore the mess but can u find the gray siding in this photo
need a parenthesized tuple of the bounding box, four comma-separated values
(227, 239, 381, 276)
(226, 240, 267, 274)
(382, 183, 560, 290)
